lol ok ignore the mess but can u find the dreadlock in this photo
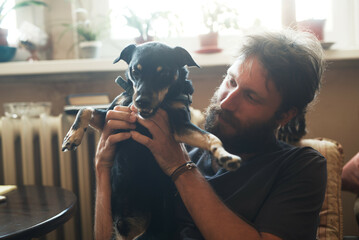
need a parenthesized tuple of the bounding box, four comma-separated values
(277, 110, 307, 143)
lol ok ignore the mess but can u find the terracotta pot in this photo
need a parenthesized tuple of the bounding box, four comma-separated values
(199, 32, 218, 48)
(297, 19, 326, 41)
(134, 35, 154, 45)
(0, 28, 9, 46)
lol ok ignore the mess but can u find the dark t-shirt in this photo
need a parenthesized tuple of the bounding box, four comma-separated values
(175, 140, 327, 240)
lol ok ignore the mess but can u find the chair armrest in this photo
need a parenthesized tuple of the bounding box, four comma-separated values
(298, 138, 344, 240)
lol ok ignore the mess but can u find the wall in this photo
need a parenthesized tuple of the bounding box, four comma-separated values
(0, 60, 358, 235)
(306, 60, 359, 236)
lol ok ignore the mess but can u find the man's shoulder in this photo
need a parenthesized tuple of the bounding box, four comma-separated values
(272, 141, 327, 182)
(277, 140, 326, 162)
(259, 140, 327, 180)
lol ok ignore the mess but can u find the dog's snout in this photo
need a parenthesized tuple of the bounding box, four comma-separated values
(135, 96, 151, 109)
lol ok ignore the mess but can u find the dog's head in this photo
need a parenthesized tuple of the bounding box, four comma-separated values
(113, 42, 199, 118)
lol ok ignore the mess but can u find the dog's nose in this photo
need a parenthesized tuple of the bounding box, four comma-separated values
(135, 96, 151, 109)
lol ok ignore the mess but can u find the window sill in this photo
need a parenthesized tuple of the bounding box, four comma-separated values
(0, 49, 358, 76)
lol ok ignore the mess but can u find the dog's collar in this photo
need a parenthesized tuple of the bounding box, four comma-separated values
(173, 93, 192, 105)
(115, 75, 134, 95)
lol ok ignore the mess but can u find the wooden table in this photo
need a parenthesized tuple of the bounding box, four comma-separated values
(0, 186, 77, 240)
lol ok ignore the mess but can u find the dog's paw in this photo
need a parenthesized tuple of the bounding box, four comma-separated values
(218, 154, 242, 171)
(62, 128, 86, 151)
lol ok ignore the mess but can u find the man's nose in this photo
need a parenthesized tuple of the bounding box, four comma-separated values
(220, 90, 239, 111)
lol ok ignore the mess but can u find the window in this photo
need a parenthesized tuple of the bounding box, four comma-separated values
(296, 0, 331, 21)
(1, 0, 17, 44)
(108, 0, 282, 39)
(101, 0, 284, 58)
(104, 0, 359, 55)
(2, 0, 359, 60)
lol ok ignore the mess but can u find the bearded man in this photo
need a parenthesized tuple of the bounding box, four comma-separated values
(94, 30, 327, 240)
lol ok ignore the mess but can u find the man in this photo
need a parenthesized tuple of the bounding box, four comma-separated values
(94, 30, 327, 240)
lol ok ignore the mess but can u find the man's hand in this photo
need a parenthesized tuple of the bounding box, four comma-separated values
(130, 108, 190, 176)
(95, 106, 137, 171)
(94, 105, 137, 240)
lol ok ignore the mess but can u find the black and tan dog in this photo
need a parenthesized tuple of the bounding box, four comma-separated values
(62, 42, 241, 239)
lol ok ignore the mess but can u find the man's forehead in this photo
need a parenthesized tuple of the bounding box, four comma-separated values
(228, 57, 281, 99)
(228, 57, 261, 78)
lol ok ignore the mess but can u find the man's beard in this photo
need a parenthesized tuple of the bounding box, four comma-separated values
(204, 90, 278, 155)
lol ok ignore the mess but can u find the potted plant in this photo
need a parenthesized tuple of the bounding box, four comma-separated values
(198, 1, 239, 52)
(0, 0, 47, 46)
(123, 8, 181, 44)
(61, 8, 110, 58)
(297, 19, 326, 41)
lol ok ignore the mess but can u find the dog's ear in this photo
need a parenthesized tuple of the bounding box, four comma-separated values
(173, 46, 200, 68)
(113, 44, 136, 64)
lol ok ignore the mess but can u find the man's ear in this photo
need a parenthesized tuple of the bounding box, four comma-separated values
(277, 108, 298, 127)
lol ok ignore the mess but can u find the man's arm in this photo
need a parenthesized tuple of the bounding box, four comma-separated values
(174, 168, 282, 240)
(95, 167, 113, 240)
(131, 109, 282, 240)
(94, 106, 137, 240)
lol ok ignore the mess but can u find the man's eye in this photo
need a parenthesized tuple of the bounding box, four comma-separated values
(246, 92, 260, 103)
(229, 78, 237, 88)
(246, 93, 254, 101)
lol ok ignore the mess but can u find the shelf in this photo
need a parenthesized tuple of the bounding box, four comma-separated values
(0, 49, 358, 76)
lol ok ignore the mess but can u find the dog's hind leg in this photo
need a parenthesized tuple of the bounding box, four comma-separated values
(175, 124, 242, 171)
(62, 108, 106, 151)
(113, 216, 149, 240)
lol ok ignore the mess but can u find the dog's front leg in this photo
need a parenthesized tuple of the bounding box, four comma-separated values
(62, 108, 106, 151)
(175, 124, 242, 171)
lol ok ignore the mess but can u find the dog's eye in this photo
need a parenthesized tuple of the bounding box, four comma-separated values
(131, 68, 141, 78)
(160, 71, 170, 78)
(158, 69, 171, 78)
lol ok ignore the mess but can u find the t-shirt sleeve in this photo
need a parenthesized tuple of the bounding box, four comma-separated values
(253, 148, 327, 240)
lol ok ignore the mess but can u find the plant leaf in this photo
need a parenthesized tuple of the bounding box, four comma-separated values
(12, 0, 47, 10)
(1, 0, 47, 25)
